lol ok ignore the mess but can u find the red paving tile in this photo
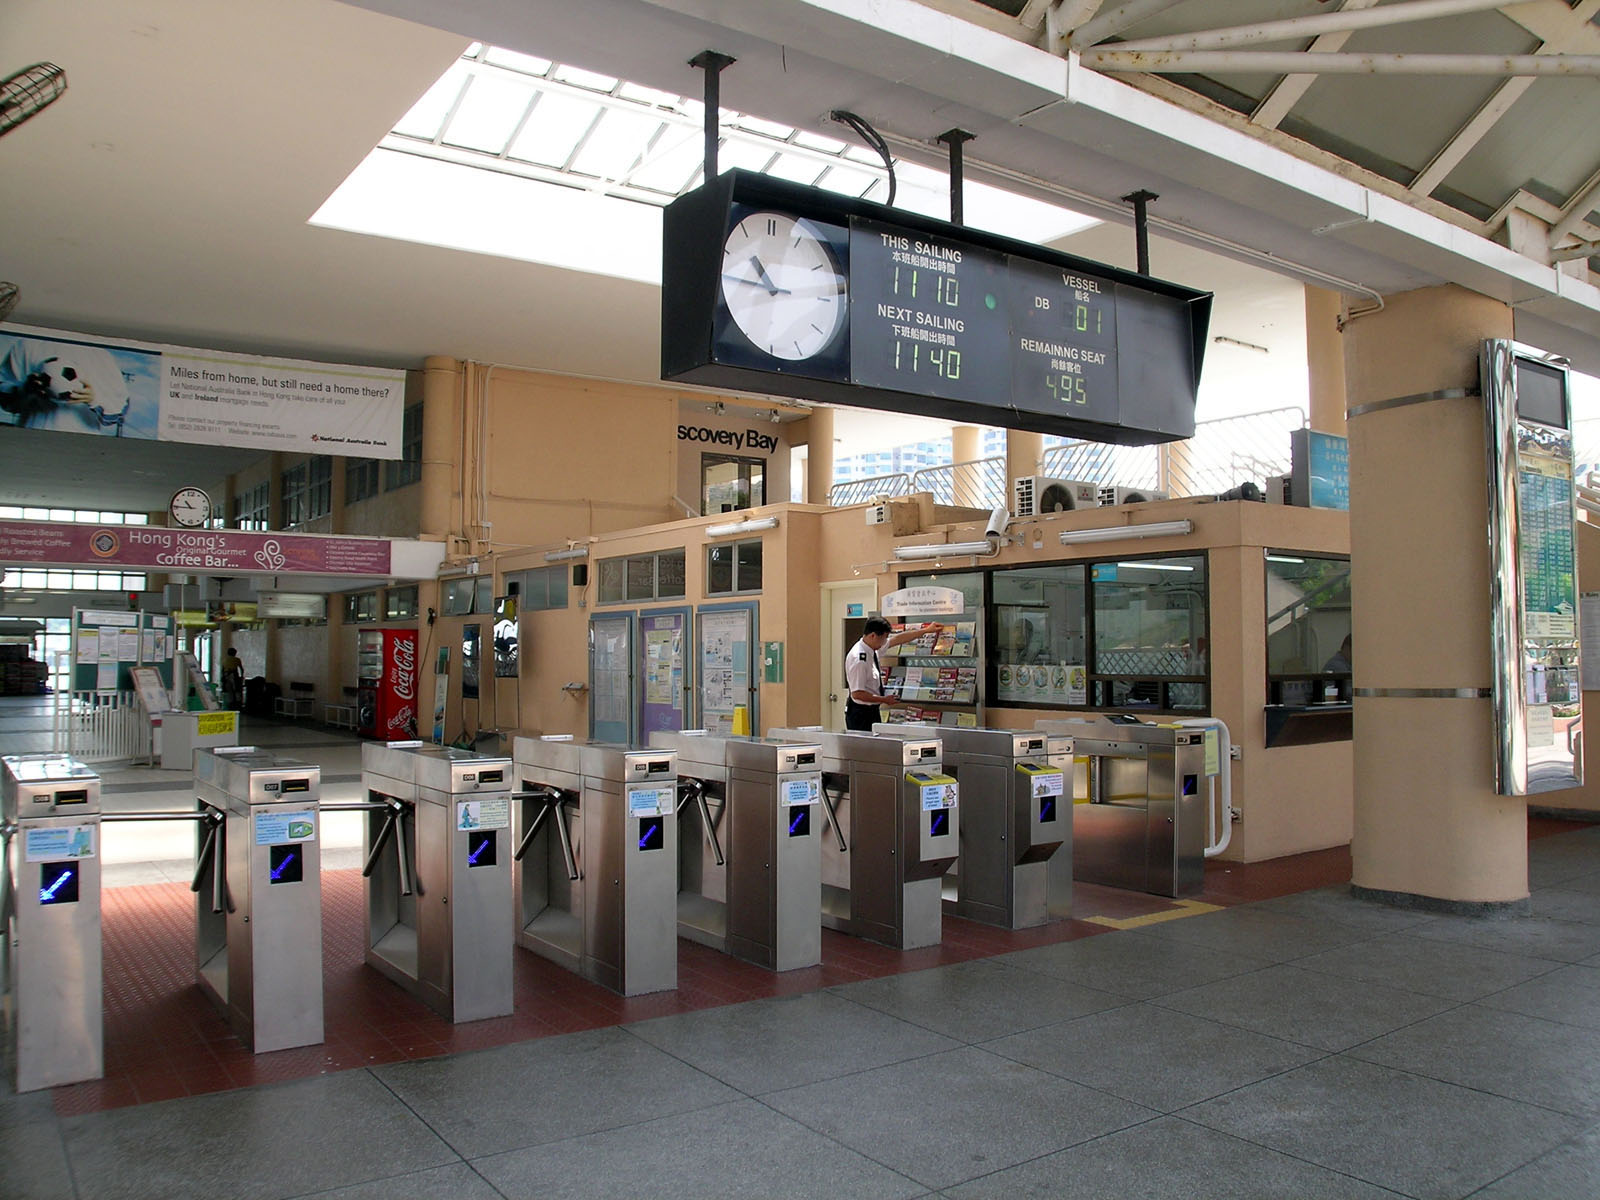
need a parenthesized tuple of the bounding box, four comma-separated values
(54, 821, 1582, 1117)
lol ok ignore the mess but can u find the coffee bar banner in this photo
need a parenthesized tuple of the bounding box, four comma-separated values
(0, 520, 392, 576)
(0, 324, 405, 458)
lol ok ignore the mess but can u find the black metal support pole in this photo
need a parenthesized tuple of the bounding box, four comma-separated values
(1121, 189, 1158, 275)
(689, 50, 736, 182)
(935, 128, 975, 226)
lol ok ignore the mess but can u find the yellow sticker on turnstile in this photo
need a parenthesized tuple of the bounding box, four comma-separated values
(1204, 729, 1219, 776)
(907, 771, 958, 810)
(1016, 763, 1064, 799)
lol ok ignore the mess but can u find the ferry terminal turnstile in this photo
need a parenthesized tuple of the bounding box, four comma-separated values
(875, 725, 1069, 929)
(359, 742, 514, 1023)
(2, 754, 102, 1092)
(193, 746, 324, 1053)
(648, 731, 823, 972)
(1037, 716, 1208, 898)
(767, 728, 958, 950)
(511, 738, 678, 996)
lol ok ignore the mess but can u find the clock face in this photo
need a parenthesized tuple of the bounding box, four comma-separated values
(169, 486, 211, 528)
(720, 211, 847, 361)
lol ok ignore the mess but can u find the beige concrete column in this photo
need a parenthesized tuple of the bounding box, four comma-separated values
(1344, 284, 1525, 908)
(1306, 285, 1348, 437)
(805, 405, 836, 507)
(1005, 430, 1044, 502)
(950, 424, 982, 507)
(421, 356, 463, 546)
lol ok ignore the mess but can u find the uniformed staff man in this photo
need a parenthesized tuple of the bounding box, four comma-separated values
(844, 617, 935, 732)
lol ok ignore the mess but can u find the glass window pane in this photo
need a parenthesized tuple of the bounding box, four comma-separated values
(597, 556, 625, 603)
(626, 554, 656, 601)
(483, 47, 553, 77)
(393, 63, 470, 140)
(657, 550, 685, 599)
(547, 563, 568, 609)
(569, 108, 666, 180)
(1092, 555, 1208, 708)
(508, 91, 601, 166)
(735, 540, 762, 592)
(1266, 553, 1352, 677)
(443, 71, 537, 154)
(706, 544, 734, 595)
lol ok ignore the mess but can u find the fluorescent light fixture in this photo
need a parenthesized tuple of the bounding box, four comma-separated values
(1265, 554, 1305, 564)
(544, 545, 589, 562)
(893, 540, 994, 560)
(705, 516, 779, 537)
(1115, 561, 1194, 572)
(1058, 520, 1193, 546)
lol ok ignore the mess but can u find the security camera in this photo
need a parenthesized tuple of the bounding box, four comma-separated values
(985, 504, 1010, 539)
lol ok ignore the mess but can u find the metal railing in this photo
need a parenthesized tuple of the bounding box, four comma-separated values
(911, 456, 1007, 508)
(830, 407, 1310, 507)
(828, 472, 914, 507)
(52, 688, 149, 763)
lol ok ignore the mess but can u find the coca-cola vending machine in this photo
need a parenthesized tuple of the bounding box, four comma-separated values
(357, 628, 418, 739)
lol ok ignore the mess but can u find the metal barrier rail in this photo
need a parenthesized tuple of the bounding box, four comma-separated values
(828, 473, 912, 507)
(53, 688, 148, 763)
(911, 456, 1007, 509)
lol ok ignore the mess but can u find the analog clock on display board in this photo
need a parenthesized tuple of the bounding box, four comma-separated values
(720, 210, 847, 362)
(168, 486, 212, 528)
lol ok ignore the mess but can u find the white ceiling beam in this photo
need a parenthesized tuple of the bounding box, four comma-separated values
(1553, 168, 1600, 244)
(1081, 50, 1600, 75)
(1112, 0, 1516, 54)
(1016, 0, 1061, 30)
(1050, 0, 1105, 29)
(1252, 0, 1383, 130)
(1067, 0, 1189, 50)
(1413, 0, 1600, 197)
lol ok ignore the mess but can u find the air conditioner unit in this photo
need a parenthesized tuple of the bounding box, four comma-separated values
(1014, 475, 1100, 518)
(1263, 474, 1293, 505)
(865, 503, 889, 526)
(1098, 485, 1170, 506)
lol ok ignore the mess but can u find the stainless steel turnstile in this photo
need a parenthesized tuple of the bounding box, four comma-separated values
(360, 742, 514, 1023)
(1037, 716, 1208, 897)
(512, 738, 679, 996)
(649, 731, 822, 971)
(877, 726, 1069, 929)
(2, 754, 102, 1092)
(193, 747, 323, 1053)
(768, 728, 958, 950)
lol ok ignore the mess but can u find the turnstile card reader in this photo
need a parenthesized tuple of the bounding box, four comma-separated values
(193, 747, 323, 1053)
(511, 738, 679, 996)
(878, 727, 1068, 930)
(649, 731, 822, 971)
(1037, 716, 1207, 897)
(2, 754, 103, 1092)
(361, 742, 514, 1023)
(768, 729, 956, 950)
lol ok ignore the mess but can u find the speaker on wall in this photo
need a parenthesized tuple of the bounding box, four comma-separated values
(572, 564, 589, 588)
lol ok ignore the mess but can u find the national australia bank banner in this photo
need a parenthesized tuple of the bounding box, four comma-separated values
(0, 324, 405, 459)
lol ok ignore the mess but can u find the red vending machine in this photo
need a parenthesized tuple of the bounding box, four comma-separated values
(357, 628, 418, 739)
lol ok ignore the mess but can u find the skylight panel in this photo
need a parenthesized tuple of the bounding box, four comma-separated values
(716, 139, 780, 174)
(731, 114, 796, 140)
(570, 108, 671, 181)
(483, 47, 554, 77)
(793, 129, 848, 155)
(392, 62, 471, 141)
(817, 164, 880, 198)
(619, 82, 685, 109)
(553, 64, 619, 92)
(507, 91, 603, 167)
(764, 153, 826, 186)
(627, 130, 705, 194)
(444, 72, 538, 155)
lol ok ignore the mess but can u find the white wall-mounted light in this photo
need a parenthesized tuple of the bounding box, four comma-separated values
(1115, 560, 1194, 572)
(544, 545, 589, 562)
(1058, 519, 1193, 546)
(893, 540, 991, 560)
(706, 515, 779, 537)
(1265, 554, 1304, 564)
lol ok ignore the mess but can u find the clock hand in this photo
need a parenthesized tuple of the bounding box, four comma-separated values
(747, 256, 790, 296)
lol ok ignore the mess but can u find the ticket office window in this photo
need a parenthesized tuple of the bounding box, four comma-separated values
(701, 455, 765, 515)
(1265, 552, 1351, 705)
(915, 554, 1209, 714)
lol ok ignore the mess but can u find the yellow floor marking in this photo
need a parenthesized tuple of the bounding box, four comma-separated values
(1084, 898, 1223, 930)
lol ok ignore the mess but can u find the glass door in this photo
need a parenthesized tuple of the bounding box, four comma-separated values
(589, 613, 635, 744)
(637, 607, 690, 739)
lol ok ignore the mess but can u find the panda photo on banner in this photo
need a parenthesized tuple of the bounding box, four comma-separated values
(0, 332, 160, 438)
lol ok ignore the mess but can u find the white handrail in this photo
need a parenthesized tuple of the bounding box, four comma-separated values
(1173, 716, 1234, 857)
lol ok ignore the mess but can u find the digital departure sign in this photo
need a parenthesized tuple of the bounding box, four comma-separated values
(662, 170, 1211, 445)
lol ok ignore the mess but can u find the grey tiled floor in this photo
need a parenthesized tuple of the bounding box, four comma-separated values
(11, 806, 1600, 1197)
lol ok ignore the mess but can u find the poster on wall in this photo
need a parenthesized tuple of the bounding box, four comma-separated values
(698, 608, 752, 736)
(0, 324, 405, 457)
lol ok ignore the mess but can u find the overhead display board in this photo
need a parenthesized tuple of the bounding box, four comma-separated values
(661, 170, 1212, 445)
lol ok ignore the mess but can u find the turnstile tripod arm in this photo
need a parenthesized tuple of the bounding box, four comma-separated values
(513, 801, 552, 862)
(551, 798, 580, 881)
(819, 780, 848, 852)
(513, 788, 578, 879)
(676, 779, 725, 866)
(363, 800, 415, 897)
